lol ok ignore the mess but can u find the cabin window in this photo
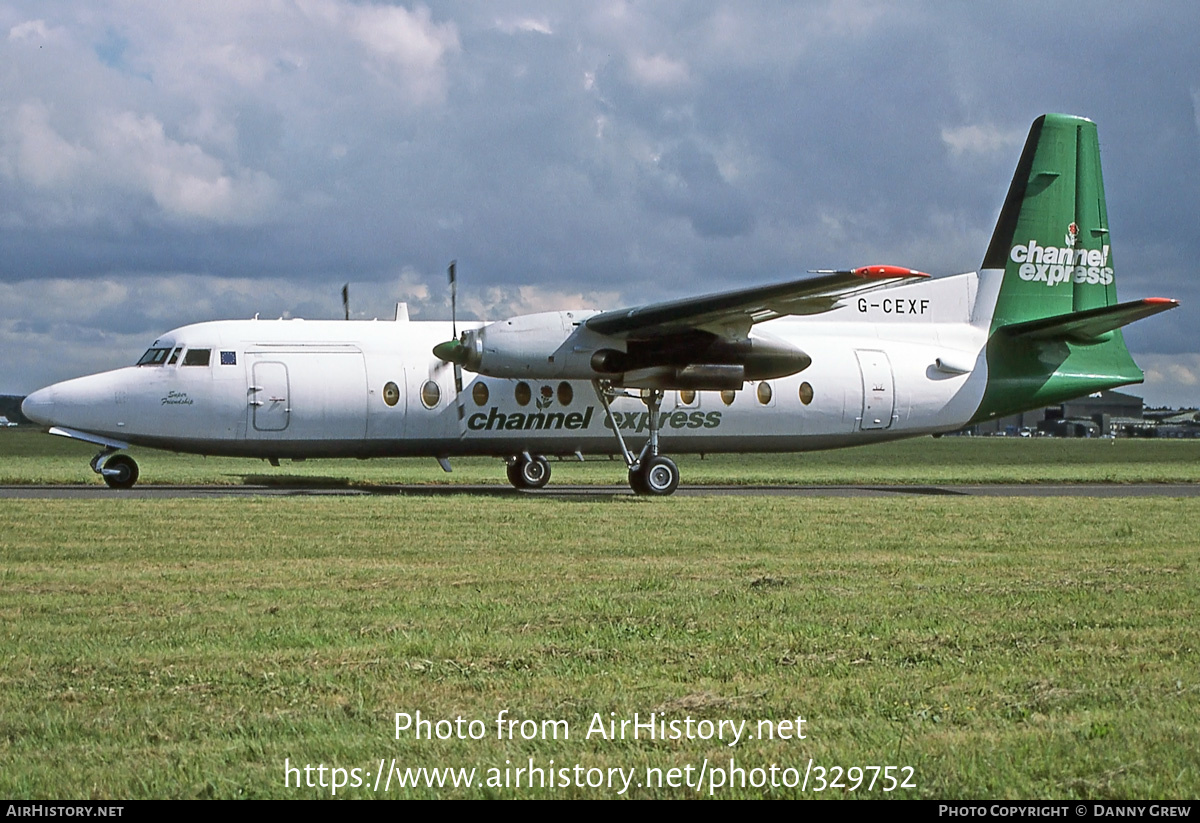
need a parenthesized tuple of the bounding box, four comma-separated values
(557, 381, 573, 406)
(182, 348, 211, 366)
(136, 347, 172, 366)
(798, 382, 814, 405)
(421, 380, 441, 409)
(756, 382, 773, 406)
(720, 389, 736, 406)
(514, 381, 531, 406)
(383, 381, 401, 407)
(472, 381, 489, 406)
(677, 389, 698, 408)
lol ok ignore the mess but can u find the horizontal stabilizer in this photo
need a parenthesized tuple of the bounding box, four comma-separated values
(998, 298, 1178, 344)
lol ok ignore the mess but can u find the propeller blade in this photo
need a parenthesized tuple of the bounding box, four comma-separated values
(447, 260, 457, 339)
(454, 364, 464, 421)
(342, 283, 350, 320)
(447, 261, 464, 422)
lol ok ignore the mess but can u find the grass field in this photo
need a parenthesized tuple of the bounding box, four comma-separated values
(4, 426, 1200, 486)
(1, 432, 1198, 798)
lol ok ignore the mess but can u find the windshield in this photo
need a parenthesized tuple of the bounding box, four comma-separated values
(136, 347, 172, 366)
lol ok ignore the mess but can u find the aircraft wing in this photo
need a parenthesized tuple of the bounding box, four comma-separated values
(584, 266, 929, 339)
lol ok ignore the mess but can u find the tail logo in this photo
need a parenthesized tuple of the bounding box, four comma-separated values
(1010, 240, 1113, 287)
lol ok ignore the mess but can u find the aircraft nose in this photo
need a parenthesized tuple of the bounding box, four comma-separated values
(21, 386, 57, 426)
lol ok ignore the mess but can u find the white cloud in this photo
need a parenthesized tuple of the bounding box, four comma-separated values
(1137, 353, 1200, 408)
(2, 102, 279, 225)
(629, 53, 689, 89)
(9, 102, 89, 188)
(99, 111, 279, 223)
(462, 285, 623, 322)
(324, 1, 460, 104)
(941, 124, 1024, 157)
(494, 17, 553, 36)
(8, 19, 58, 42)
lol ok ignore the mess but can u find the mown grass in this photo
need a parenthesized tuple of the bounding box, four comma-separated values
(4, 426, 1200, 486)
(1, 496, 1197, 798)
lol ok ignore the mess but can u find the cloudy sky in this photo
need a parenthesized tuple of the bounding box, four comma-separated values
(2, 1, 1198, 406)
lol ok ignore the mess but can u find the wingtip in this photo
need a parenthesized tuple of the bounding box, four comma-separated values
(852, 265, 932, 280)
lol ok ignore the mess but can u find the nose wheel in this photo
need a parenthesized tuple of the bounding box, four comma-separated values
(506, 454, 552, 490)
(92, 451, 140, 489)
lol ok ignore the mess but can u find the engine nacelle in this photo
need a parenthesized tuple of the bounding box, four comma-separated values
(455, 310, 607, 379)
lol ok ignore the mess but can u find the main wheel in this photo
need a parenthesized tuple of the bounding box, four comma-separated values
(101, 454, 139, 489)
(631, 455, 679, 496)
(506, 455, 551, 489)
(628, 466, 648, 495)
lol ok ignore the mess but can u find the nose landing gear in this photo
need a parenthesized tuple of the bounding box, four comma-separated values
(91, 450, 140, 489)
(506, 453, 552, 490)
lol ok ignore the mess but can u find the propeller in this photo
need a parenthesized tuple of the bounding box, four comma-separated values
(433, 261, 471, 365)
(446, 261, 465, 422)
(342, 283, 350, 320)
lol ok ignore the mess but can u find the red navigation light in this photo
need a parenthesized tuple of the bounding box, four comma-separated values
(851, 265, 932, 279)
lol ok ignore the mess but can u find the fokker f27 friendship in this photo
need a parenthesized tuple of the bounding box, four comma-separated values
(22, 115, 1178, 495)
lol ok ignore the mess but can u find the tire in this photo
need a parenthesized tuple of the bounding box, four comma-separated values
(628, 466, 648, 495)
(101, 454, 139, 489)
(506, 455, 551, 490)
(633, 455, 679, 496)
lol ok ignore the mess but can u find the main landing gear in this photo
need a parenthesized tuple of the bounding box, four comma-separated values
(502, 384, 680, 496)
(594, 381, 680, 497)
(506, 453, 551, 490)
(91, 449, 140, 489)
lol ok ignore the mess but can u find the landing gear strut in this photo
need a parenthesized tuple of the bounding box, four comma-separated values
(593, 381, 681, 496)
(506, 453, 551, 490)
(91, 450, 140, 489)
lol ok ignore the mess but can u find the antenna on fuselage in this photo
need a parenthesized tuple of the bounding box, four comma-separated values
(342, 283, 350, 320)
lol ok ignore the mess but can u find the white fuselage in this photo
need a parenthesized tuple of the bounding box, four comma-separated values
(22, 271, 999, 460)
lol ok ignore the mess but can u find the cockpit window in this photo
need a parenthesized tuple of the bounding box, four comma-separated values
(182, 348, 211, 367)
(167, 347, 181, 365)
(137, 347, 172, 366)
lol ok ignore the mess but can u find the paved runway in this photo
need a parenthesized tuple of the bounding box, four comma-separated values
(3, 483, 1199, 499)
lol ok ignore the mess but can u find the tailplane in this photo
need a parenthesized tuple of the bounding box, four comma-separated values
(972, 114, 1177, 422)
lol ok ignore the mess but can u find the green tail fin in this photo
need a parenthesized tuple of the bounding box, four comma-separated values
(972, 114, 1175, 423)
(982, 113, 1117, 327)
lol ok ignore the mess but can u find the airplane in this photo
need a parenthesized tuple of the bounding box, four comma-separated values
(21, 114, 1178, 495)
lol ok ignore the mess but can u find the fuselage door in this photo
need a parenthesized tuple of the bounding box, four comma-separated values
(856, 349, 894, 430)
(252, 361, 290, 431)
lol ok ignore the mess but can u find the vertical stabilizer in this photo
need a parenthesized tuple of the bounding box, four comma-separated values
(971, 114, 1147, 423)
(981, 114, 1116, 329)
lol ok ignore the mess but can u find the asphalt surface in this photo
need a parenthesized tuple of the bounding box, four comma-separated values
(3, 483, 1199, 499)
